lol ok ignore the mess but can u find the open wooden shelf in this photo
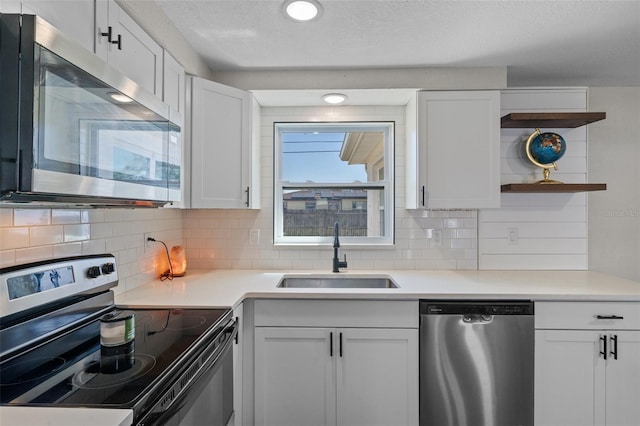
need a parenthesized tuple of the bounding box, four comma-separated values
(501, 183, 607, 193)
(501, 112, 606, 128)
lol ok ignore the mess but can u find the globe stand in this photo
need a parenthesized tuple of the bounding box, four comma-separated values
(525, 128, 565, 184)
(538, 166, 562, 184)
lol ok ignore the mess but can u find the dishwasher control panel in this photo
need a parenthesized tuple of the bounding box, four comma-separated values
(420, 300, 534, 315)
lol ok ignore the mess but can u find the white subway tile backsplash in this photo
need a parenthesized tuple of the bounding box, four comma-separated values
(52, 209, 81, 224)
(53, 242, 83, 258)
(0, 209, 14, 227)
(90, 223, 113, 239)
(14, 209, 50, 226)
(0, 250, 16, 267)
(30, 225, 64, 246)
(0, 227, 29, 250)
(64, 224, 91, 242)
(16, 245, 54, 264)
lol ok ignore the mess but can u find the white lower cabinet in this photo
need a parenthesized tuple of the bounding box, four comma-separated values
(535, 302, 640, 426)
(253, 300, 419, 426)
(254, 327, 418, 426)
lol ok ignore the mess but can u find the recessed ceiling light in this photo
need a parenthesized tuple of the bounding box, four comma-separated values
(108, 92, 133, 103)
(284, 0, 322, 22)
(322, 93, 347, 104)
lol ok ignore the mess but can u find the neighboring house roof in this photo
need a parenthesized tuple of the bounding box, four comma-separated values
(284, 189, 367, 201)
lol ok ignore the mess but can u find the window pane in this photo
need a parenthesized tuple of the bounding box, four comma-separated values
(283, 187, 386, 237)
(282, 131, 385, 183)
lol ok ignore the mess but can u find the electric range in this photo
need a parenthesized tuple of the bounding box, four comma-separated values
(0, 254, 236, 425)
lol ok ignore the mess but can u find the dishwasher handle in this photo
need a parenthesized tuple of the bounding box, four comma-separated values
(462, 314, 494, 324)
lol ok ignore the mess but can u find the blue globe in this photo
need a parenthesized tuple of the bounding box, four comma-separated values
(528, 132, 566, 165)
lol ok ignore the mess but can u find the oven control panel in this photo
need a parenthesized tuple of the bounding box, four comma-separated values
(0, 254, 118, 318)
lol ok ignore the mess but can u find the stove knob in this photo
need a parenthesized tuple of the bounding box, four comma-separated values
(87, 266, 102, 278)
(101, 262, 115, 274)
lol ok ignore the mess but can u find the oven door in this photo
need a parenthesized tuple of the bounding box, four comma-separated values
(138, 319, 237, 426)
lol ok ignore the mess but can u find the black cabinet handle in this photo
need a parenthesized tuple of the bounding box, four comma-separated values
(234, 316, 239, 344)
(421, 186, 425, 206)
(339, 332, 343, 357)
(610, 334, 618, 360)
(100, 26, 113, 42)
(112, 33, 122, 50)
(599, 335, 607, 360)
(329, 332, 333, 357)
(596, 315, 624, 320)
(245, 186, 250, 207)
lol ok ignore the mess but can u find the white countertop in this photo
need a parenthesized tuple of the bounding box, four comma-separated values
(0, 407, 132, 426)
(115, 269, 640, 308)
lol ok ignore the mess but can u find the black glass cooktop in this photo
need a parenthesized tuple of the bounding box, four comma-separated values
(0, 307, 229, 408)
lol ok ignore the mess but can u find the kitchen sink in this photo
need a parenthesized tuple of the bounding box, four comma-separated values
(277, 276, 398, 289)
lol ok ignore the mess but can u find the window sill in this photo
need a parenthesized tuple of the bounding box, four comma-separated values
(274, 242, 395, 250)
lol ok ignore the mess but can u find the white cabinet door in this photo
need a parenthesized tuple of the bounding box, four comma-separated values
(337, 328, 419, 426)
(535, 329, 603, 426)
(20, 0, 95, 52)
(162, 50, 185, 117)
(189, 77, 257, 209)
(95, 0, 162, 97)
(605, 331, 640, 426)
(406, 90, 500, 209)
(254, 327, 336, 426)
(535, 329, 640, 426)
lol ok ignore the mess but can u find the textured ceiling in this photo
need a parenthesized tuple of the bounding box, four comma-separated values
(155, 0, 640, 87)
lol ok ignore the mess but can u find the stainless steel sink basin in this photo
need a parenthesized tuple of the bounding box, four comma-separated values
(277, 276, 398, 289)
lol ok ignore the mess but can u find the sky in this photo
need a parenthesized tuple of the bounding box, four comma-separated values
(281, 131, 367, 183)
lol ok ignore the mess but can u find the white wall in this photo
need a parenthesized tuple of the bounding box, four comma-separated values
(479, 88, 592, 270)
(588, 87, 640, 282)
(184, 105, 479, 271)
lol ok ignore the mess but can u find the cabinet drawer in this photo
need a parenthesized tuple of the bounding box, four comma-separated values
(536, 302, 640, 330)
(254, 299, 418, 328)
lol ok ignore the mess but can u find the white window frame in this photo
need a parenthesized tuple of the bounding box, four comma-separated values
(274, 122, 394, 246)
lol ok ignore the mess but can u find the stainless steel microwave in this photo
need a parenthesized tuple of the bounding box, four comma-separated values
(0, 14, 181, 207)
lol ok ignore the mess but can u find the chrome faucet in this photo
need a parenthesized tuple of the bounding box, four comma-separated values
(332, 222, 348, 273)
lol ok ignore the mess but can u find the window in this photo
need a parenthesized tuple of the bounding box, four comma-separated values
(274, 122, 394, 245)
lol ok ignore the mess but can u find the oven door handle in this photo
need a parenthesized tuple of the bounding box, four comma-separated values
(138, 318, 238, 425)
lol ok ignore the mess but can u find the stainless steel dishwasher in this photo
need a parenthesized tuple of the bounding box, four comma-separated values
(419, 300, 534, 426)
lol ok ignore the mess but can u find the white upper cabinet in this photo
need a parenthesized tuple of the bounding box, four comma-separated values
(188, 76, 260, 209)
(17, 0, 95, 52)
(95, 0, 163, 97)
(162, 50, 185, 118)
(406, 90, 501, 209)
